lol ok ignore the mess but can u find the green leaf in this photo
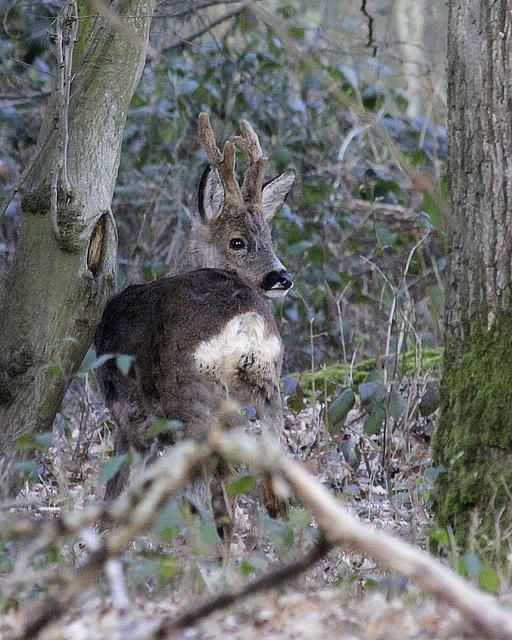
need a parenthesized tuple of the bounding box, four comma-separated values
(479, 567, 500, 593)
(227, 474, 256, 497)
(286, 382, 304, 416)
(116, 354, 134, 376)
(308, 245, 324, 266)
(35, 432, 53, 450)
(12, 460, 40, 477)
(359, 382, 387, 407)
(327, 388, 355, 433)
(364, 405, 385, 436)
(159, 556, 178, 582)
(375, 226, 398, 248)
(289, 26, 305, 39)
(80, 350, 113, 373)
(424, 464, 445, 481)
(429, 526, 449, 546)
(99, 453, 131, 484)
(395, 92, 409, 112)
(419, 382, 440, 417)
(241, 559, 257, 576)
(155, 500, 183, 541)
(199, 521, 220, 548)
(341, 440, 360, 471)
(146, 420, 183, 439)
(16, 431, 52, 452)
(388, 392, 407, 420)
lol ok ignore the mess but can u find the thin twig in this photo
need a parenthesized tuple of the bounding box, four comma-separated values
(214, 433, 512, 640)
(360, 0, 377, 56)
(155, 0, 253, 19)
(163, 5, 248, 53)
(9, 431, 512, 640)
(0, 125, 55, 221)
(11, 442, 211, 640)
(51, 0, 78, 240)
(158, 535, 332, 635)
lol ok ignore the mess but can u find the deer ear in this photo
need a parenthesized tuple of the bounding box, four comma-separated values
(197, 165, 225, 222)
(261, 168, 296, 220)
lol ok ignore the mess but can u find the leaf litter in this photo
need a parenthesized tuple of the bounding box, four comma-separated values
(0, 374, 477, 640)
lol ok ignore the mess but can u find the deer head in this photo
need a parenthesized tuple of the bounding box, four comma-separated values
(180, 113, 296, 298)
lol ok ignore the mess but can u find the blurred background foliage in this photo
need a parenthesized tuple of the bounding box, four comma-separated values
(0, 0, 448, 375)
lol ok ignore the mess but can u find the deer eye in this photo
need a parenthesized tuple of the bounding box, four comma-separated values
(229, 238, 246, 251)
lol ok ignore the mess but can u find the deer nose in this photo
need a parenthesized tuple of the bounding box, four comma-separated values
(261, 269, 293, 292)
(277, 269, 293, 289)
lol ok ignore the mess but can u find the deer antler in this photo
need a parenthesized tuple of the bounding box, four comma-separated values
(198, 112, 243, 208)
(235, 120, 268, 207)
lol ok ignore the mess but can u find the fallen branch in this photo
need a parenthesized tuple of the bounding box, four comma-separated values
(213, 433, 512, 640)
(10, 432, 512, 640)
(157, 535, 332, 636)
(12, 442, 211, 640)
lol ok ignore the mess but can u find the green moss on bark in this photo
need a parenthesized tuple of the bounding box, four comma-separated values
(433, 311, 512, 550)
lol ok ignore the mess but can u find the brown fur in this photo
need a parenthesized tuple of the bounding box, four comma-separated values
(95, 116, 295, 528)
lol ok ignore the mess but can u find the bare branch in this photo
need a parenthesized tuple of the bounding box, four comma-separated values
(163, 5, 248, 53)
(213, 433, 512, 640)
(158, 535, 332, 635)
(11, 442, 211, 640)
(10, 432, 512, 640)
(360, 0, 377, 56)
(157, 0, 252, 19)
(51, 0, 79, 240)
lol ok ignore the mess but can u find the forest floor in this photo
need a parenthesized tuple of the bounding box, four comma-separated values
(0, 374, 489, 640)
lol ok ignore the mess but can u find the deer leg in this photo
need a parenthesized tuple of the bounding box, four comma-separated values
(261, 473, 288, 520)
(257, 388, 289, 520)
(209, 456, 234, 540)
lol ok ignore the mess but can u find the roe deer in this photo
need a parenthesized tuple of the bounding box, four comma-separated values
(94, 113, 295, 530)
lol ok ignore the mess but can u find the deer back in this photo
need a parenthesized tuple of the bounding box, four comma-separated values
(95, 268, 283, 446)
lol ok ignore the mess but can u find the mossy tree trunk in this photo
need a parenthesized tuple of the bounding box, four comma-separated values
(0, 1, 155, 465)
(433, 0, 512, 550)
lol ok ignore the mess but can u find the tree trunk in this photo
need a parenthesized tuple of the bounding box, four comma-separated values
(433, 0, 512, 549)
(394, 0, 425, 118)
(0, 0, 155, 462)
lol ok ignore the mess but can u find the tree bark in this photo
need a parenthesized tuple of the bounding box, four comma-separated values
(0, 0, 155, 462)
(394, 0, 425, 118)
(433, 0, 512, 549)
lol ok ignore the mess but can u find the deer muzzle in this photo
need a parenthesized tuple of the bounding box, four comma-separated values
(261, 269, 293, 298)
